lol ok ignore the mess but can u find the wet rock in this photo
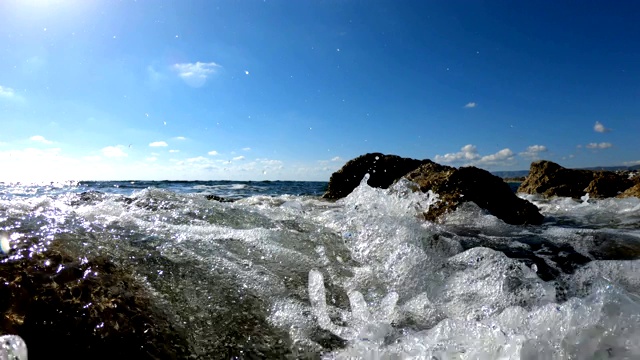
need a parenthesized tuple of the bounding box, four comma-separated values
(518, 160, 633, 199)
(0, 242, 192, 359)
(204, 194, 235, 202)
(323, 153, 430, 199)
(69, 191, 106, 206)
(618, 183, 640, 199)
(404, 163, 544, 225)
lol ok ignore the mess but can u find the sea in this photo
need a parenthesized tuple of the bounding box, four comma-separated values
(1, 177, 640, 359)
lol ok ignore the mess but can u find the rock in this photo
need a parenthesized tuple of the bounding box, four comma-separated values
(618, 183, 640, 199)
(323, 153, 431, 199)
(0, 242, 192, 359)
(518, 160, 633, 198)
(404, 163, 544, 225)
(204, 194, 235, 202)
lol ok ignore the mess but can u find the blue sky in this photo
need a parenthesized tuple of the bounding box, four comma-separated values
(1, 0, 638, 181)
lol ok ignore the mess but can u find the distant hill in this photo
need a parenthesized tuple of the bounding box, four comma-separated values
(492, 164, 639, 179)
(491, 170, 529, 178)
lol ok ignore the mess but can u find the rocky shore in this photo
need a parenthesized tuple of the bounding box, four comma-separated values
(324, 153, 545, 225)
(518, 160, 640, 199)
(324, 154, 640, 224)
(1, 155, 638, 359)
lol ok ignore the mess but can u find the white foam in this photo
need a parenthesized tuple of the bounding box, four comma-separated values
(324, 281, 640, 359)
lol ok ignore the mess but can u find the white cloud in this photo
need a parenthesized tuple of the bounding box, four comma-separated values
(464, 102, 477, 108)
(258, 159, 283, 167)
(623, 160, 640, 166)
(149, 141, 168, 147)
(435, 144, 481, 163)
(146, 65, 167, 84)
(0, 86, 16, 98)
(435, 144, 515, 167)
(30, 135, 53, 144)
(208, 150, 219, 156)
(594, 121, 611, 133)
(331, 156, 342, 162)
(476, 148, 515, 166)
(169, 149, 180, 153)
(519, 145, 548, 158)
(233, 155, 245, 161)
(242, 147, 251, 151)
(146, 157, 157, 162)
(0, 85, 25, 103)
(173, 61, 221, 87)
(174, 136, 187, 141)
(586, 142, 612, 149)
(101, 145, 128, 158)
(187, 156, 209, 163)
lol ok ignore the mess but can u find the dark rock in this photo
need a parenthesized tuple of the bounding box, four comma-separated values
(617, 174, 640, 198)
(0, 242, 192, 359)
(204, 194, 235, 202)
(323, 153, 431, 199)
(404, 163, 544, 225)
(518, 160, 633, 198)
(68, 191, 107, 206)
(618, 183, 640, 199)
(585, 171, 634, 198)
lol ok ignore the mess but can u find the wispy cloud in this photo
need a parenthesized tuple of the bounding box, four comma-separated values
(519, 145, 548, 159)
(623, 160, 640, 166)
(169, 149, 180, 153)
(149, 141, 168, 147)
(464, 102, 477, 108)
(258, 158, 283, 167)
(232, 155, 245, 161)
(208, 150, 219, 156)
(242, 147, 251, 151)
(0, 85, 24, 102)
(594, 121, 611, 133)
(435, 144, 515, 167)
(0, 86, 16, 98)
(331, 156, 342, 162)
(30, 135, 53, 144)
(586, 142, 613, 149)
(174, 136, 187, 141)
(101, 145, 128, 158)
(173, 61, 221, 87)
(146, 65, 167, 85)
(186, 156, 210, 164)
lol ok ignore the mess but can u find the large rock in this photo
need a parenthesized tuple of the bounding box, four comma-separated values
(404, 163, 544, 225)
(323, 153, 430, 199)
(618, 183, 640, 199)
(518, 160, 633, 198)
(0, 242, 192, 359)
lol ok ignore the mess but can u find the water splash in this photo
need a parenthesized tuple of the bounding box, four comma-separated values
(308, 269, 397, 343)
(0, 335, 27, 360)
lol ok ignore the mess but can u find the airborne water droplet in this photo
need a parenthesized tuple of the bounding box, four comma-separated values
(0, 232, 10, 254)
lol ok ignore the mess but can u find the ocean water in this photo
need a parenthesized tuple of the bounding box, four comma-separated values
(1, 177, 640, 359)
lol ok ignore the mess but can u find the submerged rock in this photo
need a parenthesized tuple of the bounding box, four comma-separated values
(0, 241, 192, 359)
(404, 163, 544, 225)
(518, 160, 633, 198)
(204, 194, 235, 202)
(323, 153, 430, 199)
